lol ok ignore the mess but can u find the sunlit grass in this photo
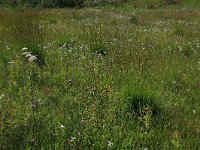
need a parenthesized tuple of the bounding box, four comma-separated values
(0, 6, 200, 149)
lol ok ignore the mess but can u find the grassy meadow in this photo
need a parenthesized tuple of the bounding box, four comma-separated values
(0, 1, 200, 149)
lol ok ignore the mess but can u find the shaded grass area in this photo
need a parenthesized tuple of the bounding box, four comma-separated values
(0, 0, 200, 9)
(0, 7, 200, 149)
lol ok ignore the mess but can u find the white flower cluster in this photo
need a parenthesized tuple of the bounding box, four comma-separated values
(107, 141, 113, 147)
(21, 47, 38, 62)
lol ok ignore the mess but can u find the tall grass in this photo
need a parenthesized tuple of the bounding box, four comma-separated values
(0, 4, 200, 150)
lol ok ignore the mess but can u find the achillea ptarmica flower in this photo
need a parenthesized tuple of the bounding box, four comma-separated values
(8, 61, 14, 64)
(21, 51, 38, 62)
(21, 47, 28, 51)
(21, 51, 31, 56)
(107, 141, 113, 147)
(25, 53, 32, 58)
(70, 137, 76, 142)
(28, 55, 38, 62)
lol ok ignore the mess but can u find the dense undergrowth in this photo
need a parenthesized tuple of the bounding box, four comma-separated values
(0, 1, 200, 150)
(0, 0, 199, 8)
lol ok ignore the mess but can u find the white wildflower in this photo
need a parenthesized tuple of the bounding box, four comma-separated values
(21, 47, 28, 51)
(113, 38, 118, 42)
(26, 53, 32, 58)
(31, 104, 36, 107)
(8, 61, 14, 64)
(28, 55, 38, 62)
(192, 110, 196, 114)
(21, 51, 31, 56)
(172, 81, 176, 84)
(31, 138, 35, 142)
(63, 43, 67, 47)
(68, 79, 72, 85)
(60, 125, 65, 128)
(70, 136, 76, 142)
(107, 141, 113, 147)
(0, 94, 5, 100)
(78, 132, 81, 136)
(97, 53, 102, 56)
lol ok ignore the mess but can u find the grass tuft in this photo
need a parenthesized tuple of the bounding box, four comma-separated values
(122, 87, 161, 119)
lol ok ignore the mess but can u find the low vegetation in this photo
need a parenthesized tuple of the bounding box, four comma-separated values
(0, 1, 200, 149)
